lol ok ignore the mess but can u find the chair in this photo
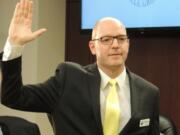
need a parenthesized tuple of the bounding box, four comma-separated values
(0, 116, 40, 135)
(160, 115, 177, 135)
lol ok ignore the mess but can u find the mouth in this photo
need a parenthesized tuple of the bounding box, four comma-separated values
(108, 53, 122, 56)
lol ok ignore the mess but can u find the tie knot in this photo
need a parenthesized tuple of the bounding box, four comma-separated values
(109, 79, 117, 86)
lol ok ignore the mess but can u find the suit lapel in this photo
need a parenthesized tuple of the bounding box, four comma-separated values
(128, 70, 140, 117)
(85, 63, 103, 135)
(120, 70, 141, 134)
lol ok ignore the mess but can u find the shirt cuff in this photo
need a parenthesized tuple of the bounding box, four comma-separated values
(3, 39, 24, 61)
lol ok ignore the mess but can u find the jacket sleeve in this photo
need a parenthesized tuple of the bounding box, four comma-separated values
(1, 57, 66, 113)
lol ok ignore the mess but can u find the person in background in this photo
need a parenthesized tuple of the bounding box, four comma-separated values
(1, 0, 159, 134)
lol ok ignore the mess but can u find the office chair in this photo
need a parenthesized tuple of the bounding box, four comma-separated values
(160, 115, 177, 135)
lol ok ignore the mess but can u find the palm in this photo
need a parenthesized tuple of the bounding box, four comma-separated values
(9, 18, 33, 45)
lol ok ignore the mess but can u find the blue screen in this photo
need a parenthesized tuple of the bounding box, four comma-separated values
(81, 0, 180, 29)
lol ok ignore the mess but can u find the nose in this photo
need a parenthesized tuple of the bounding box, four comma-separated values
(111, 38, 119, 48)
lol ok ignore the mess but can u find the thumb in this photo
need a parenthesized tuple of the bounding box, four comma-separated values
(32, 28, 47, 39)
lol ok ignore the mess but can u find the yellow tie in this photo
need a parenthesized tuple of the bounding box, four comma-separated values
(103, 79, 120, 135)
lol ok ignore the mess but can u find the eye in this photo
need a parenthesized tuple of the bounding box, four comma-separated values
(101, 37, 112, 42)
(117, 36, 128, 41)
(119, 37, 126, 41)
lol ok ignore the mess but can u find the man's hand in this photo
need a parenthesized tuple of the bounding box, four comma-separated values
(8, 0, 47, 45)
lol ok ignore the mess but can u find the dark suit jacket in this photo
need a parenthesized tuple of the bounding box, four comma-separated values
(1, 57, 159, 135)
(0, 116, 40, 135)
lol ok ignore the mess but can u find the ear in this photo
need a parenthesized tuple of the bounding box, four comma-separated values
(89, 41, 96, 55)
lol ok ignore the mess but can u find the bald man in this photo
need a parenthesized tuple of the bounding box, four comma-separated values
(1, 0, 159, 135)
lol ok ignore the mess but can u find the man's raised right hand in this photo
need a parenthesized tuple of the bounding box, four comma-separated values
(8, 0, 47, 46)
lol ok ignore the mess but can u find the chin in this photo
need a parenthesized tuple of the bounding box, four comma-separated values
(110, 60, 123, 66)
(109, 63, 123, 68)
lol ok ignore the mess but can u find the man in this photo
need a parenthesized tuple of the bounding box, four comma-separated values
(1, 0, 159, 134)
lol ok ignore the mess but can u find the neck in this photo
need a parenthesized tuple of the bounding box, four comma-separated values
(98, 64, 125, 79)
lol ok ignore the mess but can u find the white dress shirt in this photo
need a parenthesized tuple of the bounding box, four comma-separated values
(98, 68, 131, 132)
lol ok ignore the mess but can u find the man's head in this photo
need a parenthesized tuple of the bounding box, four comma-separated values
(89, 17, 129, 74)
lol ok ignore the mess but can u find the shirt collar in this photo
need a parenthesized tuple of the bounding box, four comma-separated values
(98, 67, 127, 90)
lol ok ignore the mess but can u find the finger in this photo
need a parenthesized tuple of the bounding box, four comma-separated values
(9, 2, 20, 36)
(27, 0, 33, 25)
(23, 0, 29, 18)
(24, 0, 33, 28)
(32, 28, 47, 39)
(13, 2, 20, 23)
(18, 0, 23, 21)
(19, 0, 25, 22)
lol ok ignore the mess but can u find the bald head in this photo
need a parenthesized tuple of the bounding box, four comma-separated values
(92, 17, 127, 40)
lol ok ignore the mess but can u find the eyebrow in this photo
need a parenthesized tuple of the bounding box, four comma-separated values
(100, 34, 128, 37)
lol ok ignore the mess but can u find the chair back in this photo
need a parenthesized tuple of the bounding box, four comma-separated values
(160, 115, 177, 135)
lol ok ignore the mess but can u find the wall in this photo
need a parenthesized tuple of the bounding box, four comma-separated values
(0, 0, 65, 135)
(37, 0, 65, 82)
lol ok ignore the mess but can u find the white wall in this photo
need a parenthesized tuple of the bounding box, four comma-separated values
(0, 0, 65, 135)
